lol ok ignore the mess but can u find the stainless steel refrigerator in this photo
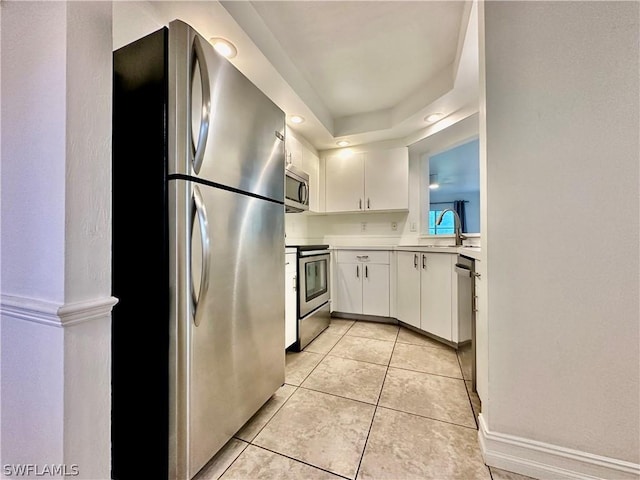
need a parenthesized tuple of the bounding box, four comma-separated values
(112, 20, 285, 480)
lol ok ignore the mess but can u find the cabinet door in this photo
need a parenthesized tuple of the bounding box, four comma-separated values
(285, 129, 303, 169)
(285, 255, 297, 349)
(396, 252, 421, 328)
(335, 262, 363, 314)
(362, 263, 389, 317)
(303, 148, 320, 213)
(325, 153, 365, 212)
(364, 147, 408, 211)
(420, 253, 452, 340)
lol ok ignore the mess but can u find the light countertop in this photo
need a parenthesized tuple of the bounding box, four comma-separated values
(329, 244, 482, 260)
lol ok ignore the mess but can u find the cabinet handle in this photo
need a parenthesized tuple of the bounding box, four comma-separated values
(359, 198, 362, 210)
(293, 275, 297, 291)
(414, 254, 418, 268)
(422, 254, 426, 269)
(356, 265, 359, 278)
(365, 265, 368, 278)
(367, 198, 370, 209)
(473, 295, 479, 313)
(356, 255, 369, 261)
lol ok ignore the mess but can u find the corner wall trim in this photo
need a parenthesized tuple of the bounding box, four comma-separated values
(0, 294, 118, 328)
(478, 414, 640, 480)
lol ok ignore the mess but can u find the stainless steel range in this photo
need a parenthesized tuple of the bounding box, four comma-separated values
(287, 245, 331, 350)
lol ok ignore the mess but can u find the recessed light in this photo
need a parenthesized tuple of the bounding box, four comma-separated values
(209, 37, 237, 58)
(336, 140, 350, 147)
(290, 115, 305, 125)
(424, 113, 444, 123)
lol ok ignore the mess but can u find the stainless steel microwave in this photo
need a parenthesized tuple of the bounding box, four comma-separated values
(285, 164, 309, 213)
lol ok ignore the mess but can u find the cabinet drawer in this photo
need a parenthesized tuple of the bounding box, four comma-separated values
(336, 250, 389, 264)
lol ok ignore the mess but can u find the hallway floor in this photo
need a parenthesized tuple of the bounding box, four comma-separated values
(195, 319, 531, 480)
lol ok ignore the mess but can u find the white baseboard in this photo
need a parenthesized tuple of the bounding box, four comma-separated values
(1, 294, 118, 327)
(478, 414, 640, 480)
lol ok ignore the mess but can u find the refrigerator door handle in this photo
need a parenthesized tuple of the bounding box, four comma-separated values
(191, 35, 211, 174)
(191, 185, 211, 326)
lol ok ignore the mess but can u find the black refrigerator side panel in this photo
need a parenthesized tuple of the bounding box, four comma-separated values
(112, 27, 169, 480)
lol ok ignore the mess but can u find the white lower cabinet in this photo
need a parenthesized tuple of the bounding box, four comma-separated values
(420, 253, 453, 340)
(396, 252, 421, 328)
(396, 251, 454, 342)
(335, 250, 390, 317)
(285, 252, 297, 349)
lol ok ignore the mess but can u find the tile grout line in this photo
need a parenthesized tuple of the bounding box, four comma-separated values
(223, 321, 357, 477)
(386, 363, 466, 381)
(455, 350, 479, 430)
(234, 383, 299, 445)
(220, 321, 358, 479)
(353, 324, 400, 480)
(247, 444, 352, 480)
(289, 319, 353, 387)
(374, 404, 479, 431)
(454, 350, 493, 478)
(209, 438, 250, 480)
(296, 384, 379, 407)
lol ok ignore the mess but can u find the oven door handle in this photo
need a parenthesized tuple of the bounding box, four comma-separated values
(299, 250, 330, 257)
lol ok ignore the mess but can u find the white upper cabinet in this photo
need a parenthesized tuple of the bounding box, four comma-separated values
(325, 153, 366, 212)
(303, 149, 320, 213)
(364, 147, 409, 211)
(285, 130, 304, 169)
(324, 147, 408, 213)
(285, 127, 321, 212)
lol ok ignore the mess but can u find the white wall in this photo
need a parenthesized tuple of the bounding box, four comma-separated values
(1, 1, 67, 303)
(480, 1, 639, 476)
(1, 3, 113, 478)
(63, 5, 113, 477)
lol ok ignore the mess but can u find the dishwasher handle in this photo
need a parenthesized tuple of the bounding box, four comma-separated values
(455, 264, 472, 277)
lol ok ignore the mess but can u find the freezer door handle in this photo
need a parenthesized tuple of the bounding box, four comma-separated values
(191, 35, 211, 174)
(191, 185, 211, 326)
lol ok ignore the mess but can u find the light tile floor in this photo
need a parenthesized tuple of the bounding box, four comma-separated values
(195, 320, 534, 480)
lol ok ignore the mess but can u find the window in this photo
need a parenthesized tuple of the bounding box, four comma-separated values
(428, 210, 455, 235)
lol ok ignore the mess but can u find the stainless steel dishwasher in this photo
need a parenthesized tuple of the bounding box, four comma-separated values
(455, 255, 478, 392)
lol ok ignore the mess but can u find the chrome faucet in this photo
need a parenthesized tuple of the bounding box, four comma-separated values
(436, 208, 467, 246)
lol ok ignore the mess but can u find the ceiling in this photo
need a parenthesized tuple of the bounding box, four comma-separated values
(219, 0, 479, 151)
(251, 1, 463, 118)
(113, 1, 479, 153)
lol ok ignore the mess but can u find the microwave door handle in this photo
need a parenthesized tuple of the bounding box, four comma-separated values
(191, 185, 211, 327)
(298, 181, 309, 204)
(190, 35, 211, 174)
